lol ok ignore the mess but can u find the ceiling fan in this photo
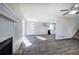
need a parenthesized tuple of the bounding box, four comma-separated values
(60, 4, 79, 16)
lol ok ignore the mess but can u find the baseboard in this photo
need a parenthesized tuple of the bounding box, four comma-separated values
(56, 29, 78, 40)
(55, 38, 72, 40)
(26, 34, 48, 36)
(26, 34, 55, 36)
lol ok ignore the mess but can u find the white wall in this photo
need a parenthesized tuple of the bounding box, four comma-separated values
(0, 4, 15, 43)
(26, 21, 35, 35)
(56, 15, 79, 39)
(26, 21, 56, 35)
(26, 21, 49, 35)
(13, 19, 23, 53)
(0, 14, 14, 42)
(48, 23, 56, 34)
(35, 22, 48, 35)
(5, 3, 24, 53)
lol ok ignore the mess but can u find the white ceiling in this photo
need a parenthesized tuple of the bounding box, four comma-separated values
(6, 3, 73, 23)
(19, 3, 73, 23)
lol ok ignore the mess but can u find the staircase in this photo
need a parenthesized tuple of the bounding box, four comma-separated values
(73, 30, 79, 39)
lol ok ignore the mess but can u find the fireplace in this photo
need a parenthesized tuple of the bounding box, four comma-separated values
(0, 37, 12, 55)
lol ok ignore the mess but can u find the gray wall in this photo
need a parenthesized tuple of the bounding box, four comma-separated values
(0, 14, 14, 42)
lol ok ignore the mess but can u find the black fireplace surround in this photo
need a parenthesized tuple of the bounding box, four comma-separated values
(0, 37, 12, 55)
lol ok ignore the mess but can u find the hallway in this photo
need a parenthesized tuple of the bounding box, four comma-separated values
(15, 35, 79, 55)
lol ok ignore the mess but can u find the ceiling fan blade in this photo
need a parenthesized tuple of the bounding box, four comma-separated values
(60, 9, 69, 11)
(63, 12, 69, 16)
(76, 12, 79, 14)
(71, 3, 75, 10)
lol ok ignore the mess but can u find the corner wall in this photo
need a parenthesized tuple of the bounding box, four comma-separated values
(13, 19, 23, 53)
(56, 15, 79, 39)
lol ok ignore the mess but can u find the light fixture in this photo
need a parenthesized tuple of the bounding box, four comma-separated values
(69, 10, 77, 14)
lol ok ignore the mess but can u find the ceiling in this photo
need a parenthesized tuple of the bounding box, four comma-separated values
(6, 3, 73, 23)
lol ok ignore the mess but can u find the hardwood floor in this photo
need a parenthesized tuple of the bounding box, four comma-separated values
(14, 35, 79, 55)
